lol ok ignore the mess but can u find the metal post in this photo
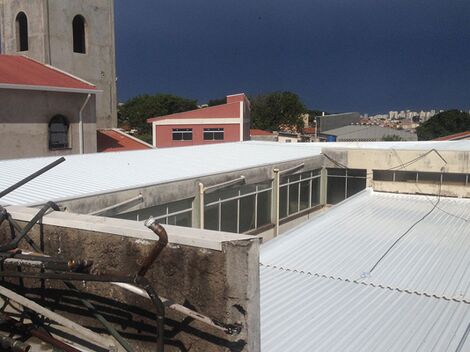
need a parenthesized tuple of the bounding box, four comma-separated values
(198, 182, 204, 229)
(320, 167, 328, 205)
(271, 168, 280, 237)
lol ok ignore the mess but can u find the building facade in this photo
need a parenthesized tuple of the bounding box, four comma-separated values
(0, 0, 117, 128)
(147, 93, 251, 148)
(0, 55, 98, 160)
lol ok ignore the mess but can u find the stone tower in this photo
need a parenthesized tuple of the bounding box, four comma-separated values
(0, 0, 117, 128)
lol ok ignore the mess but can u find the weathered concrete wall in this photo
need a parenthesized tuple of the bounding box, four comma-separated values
(0, 0, 117, 128)
(0, 207, 261, 351)
(0, 89, 97, 159)
(323, 147, 470, 197)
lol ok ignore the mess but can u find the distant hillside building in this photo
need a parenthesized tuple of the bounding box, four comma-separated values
(0, 0, 117, 128)
(321, 125, 417, 142)
(147, 93, 251, 148)
(0, 55, 98, 159)
(317, 112, 361, 132)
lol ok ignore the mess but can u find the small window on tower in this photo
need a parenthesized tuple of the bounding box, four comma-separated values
(15, 12, 28, 52)
(73, 15, 86, 54)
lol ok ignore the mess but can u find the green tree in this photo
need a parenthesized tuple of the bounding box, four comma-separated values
(208, 97, 226, 106)
(382, 134, 404, 141)
(251, 91, 307, 131)
(118, 94, 198, 142)
(416, 110, 470, 140)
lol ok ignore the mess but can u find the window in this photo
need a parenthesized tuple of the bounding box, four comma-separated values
(172, 128, 192, 141)
(327, 168, 367, 204)
(15, 12, 28, 51)
(279, 169, 322, 219)
(204, 128, 224, 141)
(48, 115, 70, 150)
(73, 15, 86, 54)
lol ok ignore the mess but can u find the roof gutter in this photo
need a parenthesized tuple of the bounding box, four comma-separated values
(0, 83, 100, 95)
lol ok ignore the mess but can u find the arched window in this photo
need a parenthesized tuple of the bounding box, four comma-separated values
(49, 115, 70, 149)
(72, 15, 86, 54)
(15, 12, 28, 51)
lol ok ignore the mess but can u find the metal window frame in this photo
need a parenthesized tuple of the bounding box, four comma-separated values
(172, 128, 193, 141)
(203, 128, 224, 141)
(280, 171, 322, 218)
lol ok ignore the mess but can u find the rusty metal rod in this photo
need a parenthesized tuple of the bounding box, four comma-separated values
(0, 202, 60, 252)
(1, 313, 80, 352)
(0, 157, 65, 200)
(0, 270, 165, 352)
(0, 207, 135, 352)
(138, 219, 168, 277)
(0, 335, 31, 352)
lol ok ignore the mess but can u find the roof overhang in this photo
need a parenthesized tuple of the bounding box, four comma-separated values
(0, 83, 101, 94)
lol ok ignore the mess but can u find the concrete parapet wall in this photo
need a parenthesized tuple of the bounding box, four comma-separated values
(0, 207, 261, 351)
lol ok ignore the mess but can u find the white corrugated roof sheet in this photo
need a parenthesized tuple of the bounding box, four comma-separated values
(0, 140, 468, 206)
(260, 190, 470, 351)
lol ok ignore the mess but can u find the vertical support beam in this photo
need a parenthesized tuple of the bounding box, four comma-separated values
(320, 167, 328, 205)
(192, 182, 205, 229)
(271, 168, 280, 237)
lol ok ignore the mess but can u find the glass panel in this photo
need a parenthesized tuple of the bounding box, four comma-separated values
(288, 183, 299, 215)
(347, 169, 367, 177)
(328, 168, 346, 176)
(311, 177, 321, 206)
(347, 177, 367, 198)
(443, 173, 467, 185)
(327, 176, 346, 204)
(221, 199, 237, 233)
(299, 181, 309, 211)
(418, 172, 441, 184)
(167, 212, 192, 227)
(257, 190, 271, 227)
(279, 186, 288, 219)
(239, 195, 256, 233)
(204, 204, 219, 231)
(114, 203, 167, 221)
(394, 171, 417, 183)
(373, 170, 394, 181)
(168, 198, 193, 213)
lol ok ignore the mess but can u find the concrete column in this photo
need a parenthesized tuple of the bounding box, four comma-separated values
(192, 182, 205, 229)
(320, 167, 328, 205)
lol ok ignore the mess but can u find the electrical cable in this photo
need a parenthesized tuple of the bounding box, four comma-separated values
(367, 181, 442, 275)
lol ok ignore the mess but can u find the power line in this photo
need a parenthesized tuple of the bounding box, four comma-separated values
(367, 181, 442, 274)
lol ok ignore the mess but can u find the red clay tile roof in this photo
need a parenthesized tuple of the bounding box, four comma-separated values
(0, 55, 96, 92)
(97, 129, 153, 152)
(147, 102, 242, 123)
(250, 129, 273, 136)
(303, 127, 316, 134)
(433, 131, 470, 141)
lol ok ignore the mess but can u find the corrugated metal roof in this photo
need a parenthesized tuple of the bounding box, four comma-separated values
(260, 190, 470, 351)
(0, 141, 468, 206)
(322, 125, 418, 141)
(0, 142, 324, 206)
(261, 266, 470, 352)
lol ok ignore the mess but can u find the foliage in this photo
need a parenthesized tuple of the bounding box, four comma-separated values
(208, 97, 226, 106)
(251, 91, 307, 131)
(416, 110, 470, 140)
(382, 134, 403, 141)
(118, 94, 198, 136)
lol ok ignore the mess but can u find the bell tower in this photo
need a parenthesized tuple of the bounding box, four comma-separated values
(0, 0, 117, 128)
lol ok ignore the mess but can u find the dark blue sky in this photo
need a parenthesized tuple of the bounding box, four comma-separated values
(115, 0, 470, 114)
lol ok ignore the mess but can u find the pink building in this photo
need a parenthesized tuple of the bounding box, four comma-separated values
(147, 93, 251, 148)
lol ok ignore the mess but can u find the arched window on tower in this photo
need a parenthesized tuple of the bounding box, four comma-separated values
(15, 12, 28, 51)
(49, 115, 70, 150)
(73, 15, 86, 54)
